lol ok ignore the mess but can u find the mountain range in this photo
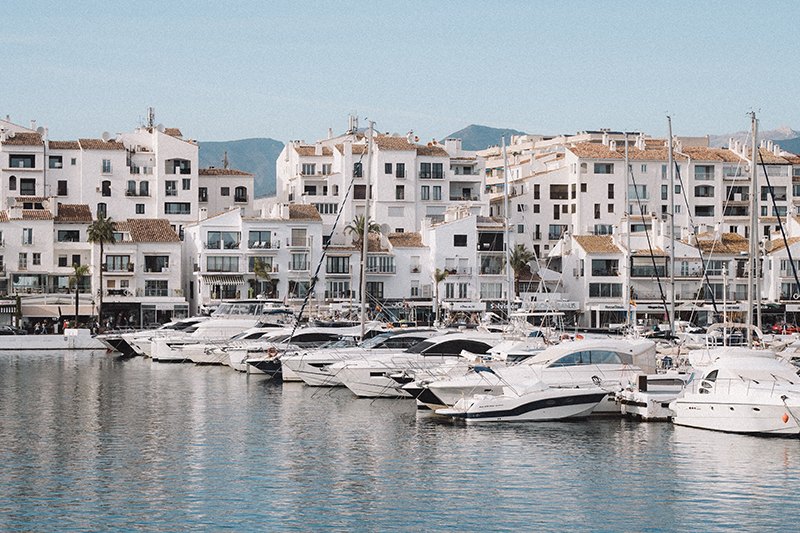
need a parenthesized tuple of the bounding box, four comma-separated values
(199, 125, 800, 199)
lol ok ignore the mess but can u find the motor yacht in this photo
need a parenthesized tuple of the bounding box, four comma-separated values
(617, 372, 692, 421)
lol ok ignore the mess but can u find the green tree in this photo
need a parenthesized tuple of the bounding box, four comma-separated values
(87, 216, 115, 322)
(433, 267, 449, 324)
(70, 263, 91, 327)
(508, 244, 536, 297)
(252, 258, 274, 297)
(344, 215, 380, 246)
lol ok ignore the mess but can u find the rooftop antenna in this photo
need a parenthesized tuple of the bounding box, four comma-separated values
(223, 150, 229, 169)
(147, 107, 155, 129)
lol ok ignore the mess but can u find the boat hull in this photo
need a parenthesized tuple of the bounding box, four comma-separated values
(671, 399, 800, 435)
(438, 389, 608, 423)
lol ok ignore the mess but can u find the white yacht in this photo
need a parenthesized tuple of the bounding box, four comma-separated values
(280, 328, 440, 386)
(150, 300, 293, 362)
(617, 372, 692, 420)
(670, 348, 800, 435)
(332, 332, 502, 398)
(418, 338, 657, 412)
(120, 316, 210, 357)
(436, 382, 608, 423)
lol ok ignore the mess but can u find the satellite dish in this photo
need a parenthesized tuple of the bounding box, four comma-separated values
(380, 224, 391, 235)
(36, 126, 45, 136)
(101, 131, 111, 142)
(156, 123, 165, 133)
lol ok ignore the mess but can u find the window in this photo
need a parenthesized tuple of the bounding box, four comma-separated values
(221, 187, 230, 196)
(608, 203, 614, 213)
(235, 186, 248, 202)
(321, 163, 332, 175)
(533, 184, 540, 200)
(589, 283, 622, 297)
(419, 162, 431, 179)
(182, 178, 191, 190)
(594, 203, 601, 219)
(580, 183, 587, 193)
(550, 184, 569, 200)
(533, 204, 540, 213)
(661, 184, 668, 200)
(695, 185, 714, 197)
(56, 180, 68, 196)
(57, 230, 80, 242)
(395, 185, 405, 200)
(206, 256, 239, 272)
(628, 184, 648, 200)
(591, 259, 619, 276)
(9, 175, 16, 190)
(762, 186, 787, 201)
(164, 202, 190, 215)
(49, 156, 63, 169)
(97, 203, 107, 218)
(595, 224, 613, 235)
(145, 280, 168, 297)
(695, 205, 715, 217)
(641, 164, 647, 173)
(71, 254, 81, 267)
(139, 181, 149, 196)
(553, 204, 560, 220)
(420, 186, 430, 201)
(518, 224, 525, 234)
(32, 253, 40, 266)
(396, 163, 405, 178)
(385, 163, 392, 174)
(432, 163, 444, 179)
(70, 157, 76, 166)
(58, 256, 67, 267)
(206, 231, 240, 249)
(694, 165, 714, 180)
(290, 253, 308, 271)
(18, 253, 27, 270)
(313, 202, 338, 215)
(548, 224, 568, 240)
(454, 234, 467, 247)
(480, 282, 503, 299)
(302, 163, 316, 175)
(102, 159, 112, 173)
(353, 162, 363, 177)
(166, 181, 177, 196)
(135, 203, 145, 214)
(326, 256, 350, 274)
(571, 184, 576, 199)
(247, 256, 273, 273)
(326, 280, 351, 299)
(105, 255, 131, 272)
(198, 187, 208, 202)
(516, 204, 527, 212)
(9, 154, 35, 168)
(288, 280, 310, 299)
(432, 186, 441, 201)
(248, 231, 272, 248)
(21, 178, 36, 196)
(594, 163, 614, 174)
(22, 228, 33, 245)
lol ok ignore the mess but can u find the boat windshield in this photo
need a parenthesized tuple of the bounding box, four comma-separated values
(406, 340, 436, 354)
(360, 333, 393, 349)
(212, 302, 263, 317)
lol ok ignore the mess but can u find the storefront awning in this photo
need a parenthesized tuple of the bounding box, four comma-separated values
(202, 274, 245, 286)
(21, 304, 94, 318)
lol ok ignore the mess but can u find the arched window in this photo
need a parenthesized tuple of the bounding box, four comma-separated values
(97, 203, 107, 218)
(234, 186, 248, 203)
(9, 175, 16, 191)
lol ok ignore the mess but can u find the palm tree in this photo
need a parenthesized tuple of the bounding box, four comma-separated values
(252, 258, 274, 297)
(87, 216, 115, 323)
(344, 215, 380, 246)
(70, 263, 90, 327)
(508, 244, 536, 297)
(433, 268, 449, 324)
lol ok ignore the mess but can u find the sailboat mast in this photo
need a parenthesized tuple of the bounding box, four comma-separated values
(747, 112, 758, 347)
(360, 121, 374, 339)
(667, 117, 676, 335)
(624, 133, 631, 328)
(502, 137, 513, 316)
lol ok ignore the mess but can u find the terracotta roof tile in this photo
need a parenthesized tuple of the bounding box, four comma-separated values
(48, 140, 80, 150)
(692, 232, 749, 254)
(0, 212, 8, 222)
(568, 142, 687, 161)
(573, 235, 622, 254)
(13, 196, 47, 203)
(113, 221, 131, 232)
(21, 209, 53, 220)
(374, 135, 416, 151)
(54, 204, 92, 223)
(766, 236, 800, 253)
(199, 167, 252, 176)
(126, 219, 181, 243)
(79, 138, 125, 150)
(682, 146, 744, 162)
(288, 204, 322, 221)
(416, 144, 449, 157)
(164, 128, 182, 138)
(2, 132, 43, 146)
(632, 247, 667, 256)
(756, 148, 792, 165)
(294, 145, 333, 156)
(334, 143, 368, 155)
(387, 232, 425, 248)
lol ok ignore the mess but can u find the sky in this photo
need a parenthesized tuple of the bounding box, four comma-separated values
(2, 1, 799, 143)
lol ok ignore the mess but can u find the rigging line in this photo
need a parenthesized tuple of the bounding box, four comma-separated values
(627, 163, 671, 322)
(759, 151, 800, 295)
(289, 143, 370, 343)
(672, 162, 720, 316)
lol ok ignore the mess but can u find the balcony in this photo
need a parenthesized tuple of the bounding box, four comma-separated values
(326, 265, 353, 276)
(286, 237, 312, 248)
(324, 290, 356, 299)
(234, 195, 248, 203)
(480, 267, 504, 275)
(103, 263, 135, 274)
(444, 267, 472, 276)
(449, 195, 480, 202)
(248, 241, 280, 250)
(288, 262, 309, 272)
(410, 266, 421, 273)
(205, 242, 241, 250)
(591, 269, 620, 277)
(106, 288, 133, 297)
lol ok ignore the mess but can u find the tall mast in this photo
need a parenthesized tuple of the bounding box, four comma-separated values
(360, 121, 374, 339)
(747, 112, 758, 347)
(502, 137, 513, 315)
(667, 117, 676, 335)
(624, 133, 631, 328)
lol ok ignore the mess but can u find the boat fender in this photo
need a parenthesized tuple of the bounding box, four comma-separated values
(783, 413, 790, 424)
(267, 346, 278, 358)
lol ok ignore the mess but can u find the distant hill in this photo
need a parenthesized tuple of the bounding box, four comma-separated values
(776, 137, 800, 154)
(199, 138, 284, 198)
(443, 124, 528, 151)
(708, 126, 799, 148)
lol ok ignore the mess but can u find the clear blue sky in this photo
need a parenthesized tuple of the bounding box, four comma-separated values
(3, 1, 798, 143)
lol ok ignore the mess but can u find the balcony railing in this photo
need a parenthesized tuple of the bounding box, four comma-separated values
(248, 241, 280, 249)
(234, 195, 248, 203)
(591, 269, 620, 277)
(102, 263, 135, 273)
(449, 195, 479, 201)
(324, 290, 356, 299)
(444, 267, 472, 275)
(288, 262, 309, 271)
(286, 237, 311, 248)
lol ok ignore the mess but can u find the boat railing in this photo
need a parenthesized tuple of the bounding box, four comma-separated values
(687, 377, 795, 398)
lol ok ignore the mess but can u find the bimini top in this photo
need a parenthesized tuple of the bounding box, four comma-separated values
(523, 338, 657, 373)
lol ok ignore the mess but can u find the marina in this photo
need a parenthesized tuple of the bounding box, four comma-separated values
(3, 351, 800, 531)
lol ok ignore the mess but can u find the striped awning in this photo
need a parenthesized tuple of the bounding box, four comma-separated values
(202, 274, 245, 286)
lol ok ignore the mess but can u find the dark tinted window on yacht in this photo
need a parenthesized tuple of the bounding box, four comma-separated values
(551, 350, 624, 366)
(704, 370, 718, 382)
(589, 350, 623, 365)
(384, 336, 430, 349)
(422, 340, 492, 356)
(407, 340, 436, 353)
(291, 333, 341, 344)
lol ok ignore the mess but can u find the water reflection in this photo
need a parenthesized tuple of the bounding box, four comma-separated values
(1, 355, 800, 531)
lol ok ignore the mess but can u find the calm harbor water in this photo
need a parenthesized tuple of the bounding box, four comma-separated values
(1, 353, 799, 531)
